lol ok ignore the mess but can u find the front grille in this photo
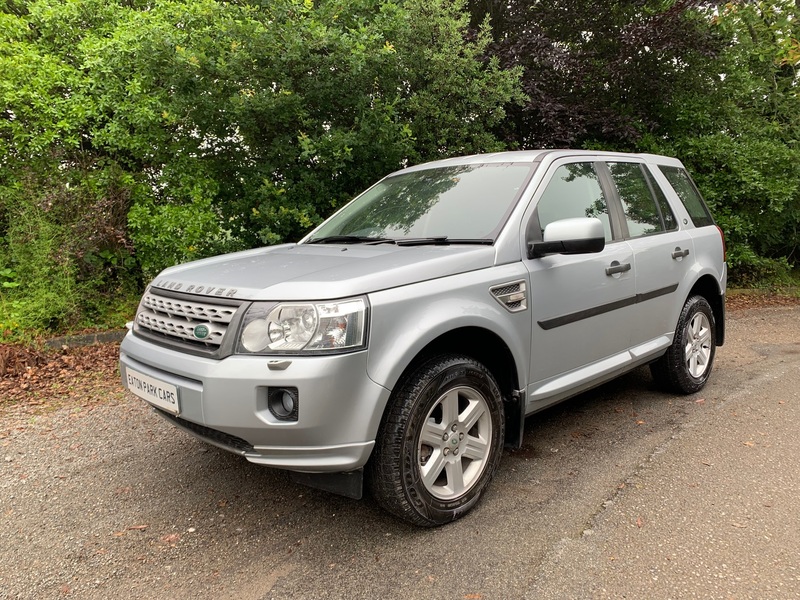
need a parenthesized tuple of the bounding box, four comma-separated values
(135, 289, 241, 350)
(155, 408, 255, 455)
(143, 294, 236, 323)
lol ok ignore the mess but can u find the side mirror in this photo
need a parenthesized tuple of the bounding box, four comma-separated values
(528, 217, 606, 259)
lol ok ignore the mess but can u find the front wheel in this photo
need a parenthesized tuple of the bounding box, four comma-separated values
(651, 295, 716, 394)
(369, 355, 505, 526)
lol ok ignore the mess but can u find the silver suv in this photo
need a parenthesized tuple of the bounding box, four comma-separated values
(120, 150, 726, 526)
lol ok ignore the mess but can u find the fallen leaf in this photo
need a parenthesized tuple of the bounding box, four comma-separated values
(743, 441, 755, 447)
(0, 342, 124, 409)
(464, 594, 483, 599)
(126, 524, 148, 531)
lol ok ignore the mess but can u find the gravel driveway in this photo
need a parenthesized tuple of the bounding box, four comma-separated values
(2, 299, 800, 599)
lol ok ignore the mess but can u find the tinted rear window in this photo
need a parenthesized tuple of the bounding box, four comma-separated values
(658, 166, 715, 227)
(608, 162, 670, 238)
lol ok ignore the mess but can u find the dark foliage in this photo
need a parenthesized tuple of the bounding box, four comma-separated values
(469, 0, 723, 148)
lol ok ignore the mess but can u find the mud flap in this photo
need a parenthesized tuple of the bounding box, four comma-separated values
(504, 389, 525, 449)
(290, 469, 364, 499)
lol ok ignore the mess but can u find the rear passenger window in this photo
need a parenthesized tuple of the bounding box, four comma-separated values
(607, 162, 666, 237)
(537, 163, 612, 242)
(644, 168, 678, 231)
(659, 166, 714, 227)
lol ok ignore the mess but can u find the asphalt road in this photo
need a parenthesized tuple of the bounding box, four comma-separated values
(2, 305, 799, 599)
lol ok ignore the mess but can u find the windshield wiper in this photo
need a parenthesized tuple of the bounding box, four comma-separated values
(307, 235, 494, 246)
(394, 237, 494, 247)
(306, 235, 394, 245)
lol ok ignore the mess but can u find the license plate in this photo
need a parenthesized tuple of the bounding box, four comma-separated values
(125, 367, 180, 414)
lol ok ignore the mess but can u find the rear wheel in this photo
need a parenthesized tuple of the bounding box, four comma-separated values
(369, 355, 505, 526)
(651, 295, 716, 394)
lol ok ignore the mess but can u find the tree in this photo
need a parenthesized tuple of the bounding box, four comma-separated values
(0, 0, 522, 332)
(642, 1, 800, 282)
(468, 0, 722, 148)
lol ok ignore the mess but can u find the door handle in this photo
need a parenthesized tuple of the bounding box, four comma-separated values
(672, 247, 690, 259)
(605, 261, 631, 276)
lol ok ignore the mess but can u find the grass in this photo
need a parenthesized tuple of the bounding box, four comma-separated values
(0, 292, 140, 346)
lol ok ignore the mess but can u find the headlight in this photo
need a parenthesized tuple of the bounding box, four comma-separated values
(237, 297, 368, 354)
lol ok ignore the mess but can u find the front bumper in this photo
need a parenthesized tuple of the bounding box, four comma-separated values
(119, 331, 391, 472)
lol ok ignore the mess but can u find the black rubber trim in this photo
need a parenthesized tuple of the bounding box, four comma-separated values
(153, 408, 255, 455)
(537, 283, 679, 330)
(638, 283, 679, 303)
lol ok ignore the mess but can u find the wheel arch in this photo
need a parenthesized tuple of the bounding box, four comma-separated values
(383, 327, 525, 449)
(687, 274, 725, 346)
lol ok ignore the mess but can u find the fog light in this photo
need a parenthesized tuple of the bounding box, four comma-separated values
(267, 387, 299, 421)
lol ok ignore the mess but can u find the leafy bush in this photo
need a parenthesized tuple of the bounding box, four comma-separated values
(128, 196, 241, 280)
(0, 0, 521, 331)
(1, 193, 82, 331)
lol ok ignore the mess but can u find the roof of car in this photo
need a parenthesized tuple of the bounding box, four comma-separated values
(396, 149, 684, 175)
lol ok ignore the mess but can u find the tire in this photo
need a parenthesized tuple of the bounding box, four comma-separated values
(369, 355, 505, 527)
(650, 295, 716, 394)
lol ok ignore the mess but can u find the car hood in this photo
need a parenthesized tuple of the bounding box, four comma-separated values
(150, 243, 496, 301)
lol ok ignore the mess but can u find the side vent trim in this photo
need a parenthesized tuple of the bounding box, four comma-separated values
(490, 280, 528, 313)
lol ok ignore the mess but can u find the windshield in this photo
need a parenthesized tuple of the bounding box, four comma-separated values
(306, 163, 533, 243)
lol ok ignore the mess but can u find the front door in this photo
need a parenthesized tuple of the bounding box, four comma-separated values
(523, 160, 636, 410)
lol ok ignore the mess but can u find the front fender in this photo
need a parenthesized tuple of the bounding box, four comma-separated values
(366, 264, 531, 395)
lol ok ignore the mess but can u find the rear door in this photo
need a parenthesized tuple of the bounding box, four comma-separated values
(601, 160, 692, 351)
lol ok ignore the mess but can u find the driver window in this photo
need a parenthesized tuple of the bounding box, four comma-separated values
(536, 163, 612, 242)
